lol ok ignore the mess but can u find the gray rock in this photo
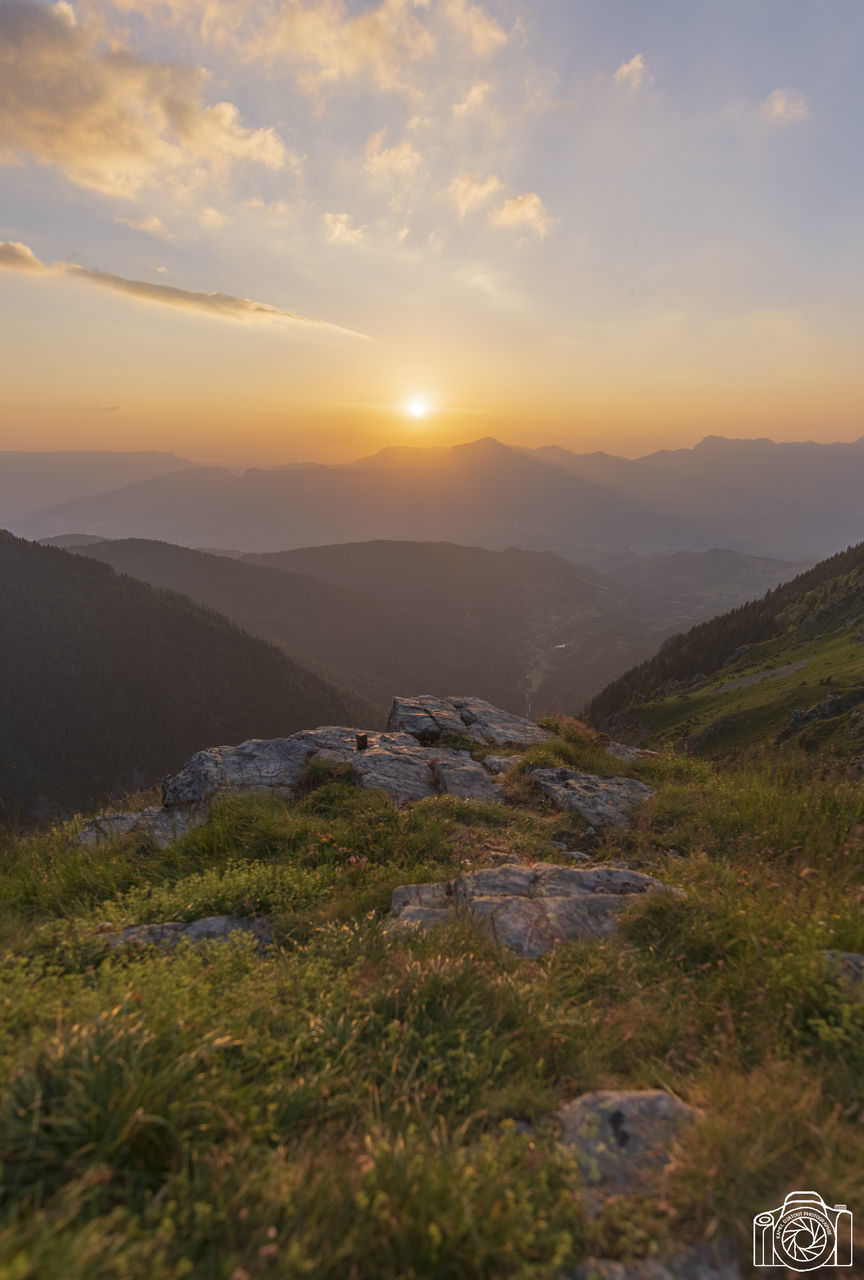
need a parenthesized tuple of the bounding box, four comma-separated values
(483, 753, 523, 774)
(568, 1242, 740, 1279)
(109, 915, 272, 952)
(606, 741, 651, 764)
(528, 769, 655, 827)
(78, 804, 207, 850)
(162, 726, 499, 810)
(556, 1089, 698, 1199)
(389, 695, 550, 748)
(388, 862, 680, 957)
(824, 950, 864, 985)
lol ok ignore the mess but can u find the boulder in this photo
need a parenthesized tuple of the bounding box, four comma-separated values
(528, 769, 655, 827)
(388, 862, 681, 958)
(556, 1089, 698, 1199)
(568, 1242, 740, 1279)
(78, 804, 207, 851)
(388, 695, 551, 748)
(108, 915, 272, 952)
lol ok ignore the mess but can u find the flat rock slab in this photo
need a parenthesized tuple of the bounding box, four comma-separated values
(528, 769, 655, 827)
(556, 1090, 698, 1199)
(78, 805, 207, 851)
(568, 1242, 741, 1280)
(108, 915, 272, 952)
(388, 862, 681, 958)
(388, 695, 551, 748)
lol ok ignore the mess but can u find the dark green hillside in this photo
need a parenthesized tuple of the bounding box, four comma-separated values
(74, 538, 529, 710)
(586, 541, 864, 759)
(0, 533, 372, 823)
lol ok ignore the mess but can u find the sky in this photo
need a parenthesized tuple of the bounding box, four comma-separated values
(1, 0, 864, 464)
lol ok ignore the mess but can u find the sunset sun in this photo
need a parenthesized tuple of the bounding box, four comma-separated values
(406, 398, 429, 419)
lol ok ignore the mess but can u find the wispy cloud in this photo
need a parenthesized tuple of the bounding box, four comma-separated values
(453, 80, 490, 116)
(0, 0, 286, 196)
(322, 212, 367, 245)
(364, 129, 421, 182)
(112, 0, 506, 95)
(0, 241, 369, 338)
(115, 214, 167, 235)
(448, 173, 503, 217)
(488, 192, 556, 238)
(761, 88, 809, 122)
(442, 0, 507, 57)
(613, 53, 647, 93)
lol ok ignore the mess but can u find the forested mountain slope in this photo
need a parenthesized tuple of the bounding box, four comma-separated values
(0, 533, 372, 822)
(586, 541, 864, 760)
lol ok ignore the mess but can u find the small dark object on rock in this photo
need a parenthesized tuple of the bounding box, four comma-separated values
(355, 732, 368, 751)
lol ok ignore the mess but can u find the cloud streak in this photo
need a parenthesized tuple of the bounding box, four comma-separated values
(0, 241, 369, 338)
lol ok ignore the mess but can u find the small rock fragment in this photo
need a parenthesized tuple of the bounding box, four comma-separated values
(556, 1089, 698, 1200)
(109, 915, 272, 952)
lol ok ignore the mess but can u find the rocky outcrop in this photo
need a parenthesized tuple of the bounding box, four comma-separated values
(528, 769, 655, 827)
(775, 684, 864, 746)
(556, 1089, 698, 1199)
(78, 696, 655, 848)
(105, 915, 272, 951)
(388, 862, 682, 958)
(388, 695, 551, 747)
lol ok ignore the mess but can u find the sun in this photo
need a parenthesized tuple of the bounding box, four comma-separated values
(406, 398, 429, 419)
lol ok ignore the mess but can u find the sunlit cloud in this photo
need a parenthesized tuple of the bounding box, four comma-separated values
(453, 79, 491, 116)
(364, 129, 421, 182)
(613, 53, 646, 93)
(323, 212, 368, 245)
(441, 0, 507, 57)
(488, 191, 556, 238)
(0, 240, 369, 338)
(0, 0, 287, 196)
(115, 214, 166, 235)
(761, 88, 809, 123)
(448, 173, 503, 217)
(0, 240, 46, 272)
(106, 0, 506, 95)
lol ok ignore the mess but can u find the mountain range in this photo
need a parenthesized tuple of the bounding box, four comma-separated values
(12, 435, 864, 566)
(68, 536, 801, 716)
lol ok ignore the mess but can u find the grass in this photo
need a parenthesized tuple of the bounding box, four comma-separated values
(0, 730, 863, 1276)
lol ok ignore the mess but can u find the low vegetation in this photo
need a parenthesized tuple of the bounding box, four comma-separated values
(1, 719, 862, 1277)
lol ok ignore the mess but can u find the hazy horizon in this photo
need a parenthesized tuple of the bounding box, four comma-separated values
(4, 429, 864, 471)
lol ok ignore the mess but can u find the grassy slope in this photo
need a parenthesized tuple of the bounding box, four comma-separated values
(0, 720, 862, 1277)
